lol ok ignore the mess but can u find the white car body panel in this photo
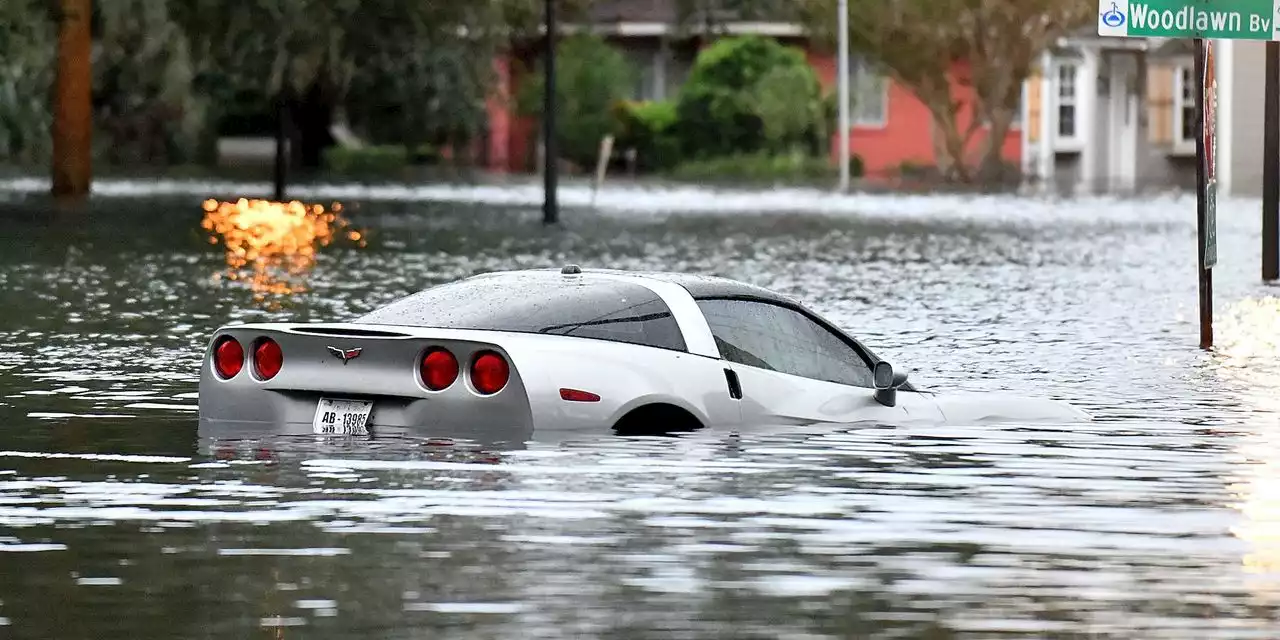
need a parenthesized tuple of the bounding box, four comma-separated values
(196, 267, 1090, 439)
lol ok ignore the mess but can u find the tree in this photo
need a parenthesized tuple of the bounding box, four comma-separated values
(94, 0, 206, 165)
(171, 0, 592, 168)
(0, 0, 56, 164)
(799, 0, 1094, 184)
(674, 35, 824, 159)
(516, 34, 637, 170)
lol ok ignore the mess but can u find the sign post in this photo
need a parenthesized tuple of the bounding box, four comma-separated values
(1265, 41, 1280, 282)
(1196, 38, 1217, 349)
(1096, 0, 1280, 349)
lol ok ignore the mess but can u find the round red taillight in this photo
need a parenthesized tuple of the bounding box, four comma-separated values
(471, 351, 510, 395)
(213, 336, 244, 379)
(421, 348, 459, 391)
(254, 338, 283, 380)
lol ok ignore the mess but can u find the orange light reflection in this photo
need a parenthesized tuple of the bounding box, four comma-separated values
(200, 198, 366, 300)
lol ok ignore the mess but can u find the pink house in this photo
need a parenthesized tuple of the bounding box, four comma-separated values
(483, 0, 1021, 179)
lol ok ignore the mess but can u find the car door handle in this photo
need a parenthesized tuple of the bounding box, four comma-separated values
(724, 368, 742, 400)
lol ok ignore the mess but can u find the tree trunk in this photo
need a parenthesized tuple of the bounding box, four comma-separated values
(909, 81, 974, 183)
(51, 0, 93, 200)
(977, 106, 1016, 187)
(291, 81, 335, 170)
(930, 106, 973, 183)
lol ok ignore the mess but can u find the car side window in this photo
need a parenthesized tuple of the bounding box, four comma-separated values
(697, 298, 875, 389)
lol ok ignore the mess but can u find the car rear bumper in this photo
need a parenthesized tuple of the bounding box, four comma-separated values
(197, 381, 536, 440)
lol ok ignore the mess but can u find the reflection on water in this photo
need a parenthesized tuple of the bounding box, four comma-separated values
(2, 185, 1280, 637)
(200, 198, 367, 300)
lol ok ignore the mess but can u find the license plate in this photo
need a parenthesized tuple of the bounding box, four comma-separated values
(313, 398, 372, 435)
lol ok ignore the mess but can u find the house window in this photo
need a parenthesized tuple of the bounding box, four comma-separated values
(848, 57, 888, 127)
(1056, 63, 1078, 139)
(1174, 64, 1197, 144)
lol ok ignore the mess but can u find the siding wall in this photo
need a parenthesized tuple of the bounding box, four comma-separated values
(1229, 40, 1267, 197)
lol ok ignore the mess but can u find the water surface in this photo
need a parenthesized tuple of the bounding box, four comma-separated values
(0, 181, 1278, 638)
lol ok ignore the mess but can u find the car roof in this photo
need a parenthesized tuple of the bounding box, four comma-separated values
(471, 267, 800, 307)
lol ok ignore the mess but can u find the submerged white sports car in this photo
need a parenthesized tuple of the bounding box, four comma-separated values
(197, 266, 1088, 439)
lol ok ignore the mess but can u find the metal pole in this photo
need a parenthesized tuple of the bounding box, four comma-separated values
(1264, 41, 1280, 282)
(1194, 38, 1213, 350)
(836, 0, 850, 192)
(542, 0, 559, 225)
(273, 91, 289, 201)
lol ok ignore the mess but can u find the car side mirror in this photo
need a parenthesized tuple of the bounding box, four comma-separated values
(873, 361, 907, 408)
(873, 361, 894, 390)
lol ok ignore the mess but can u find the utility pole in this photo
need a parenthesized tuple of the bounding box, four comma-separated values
(542, 0, 559, 225)
(51, 0, 93, 201)
(836, 0, 850, 193)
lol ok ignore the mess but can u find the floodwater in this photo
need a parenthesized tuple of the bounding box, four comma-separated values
(1, 177, 1279, 638)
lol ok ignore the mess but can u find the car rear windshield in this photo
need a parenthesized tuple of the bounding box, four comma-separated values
(355, 273, 688, 352)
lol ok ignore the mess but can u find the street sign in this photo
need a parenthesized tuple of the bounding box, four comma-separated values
(1098, 0, 1280, 40)
(1203, 40, 1219, 268)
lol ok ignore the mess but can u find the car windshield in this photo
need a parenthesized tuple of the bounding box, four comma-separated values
(355, 273, 687, 352)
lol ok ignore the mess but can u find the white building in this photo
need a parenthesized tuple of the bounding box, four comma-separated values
(1021, 31, 1276, 197)
(1021, 32, 1198, 195)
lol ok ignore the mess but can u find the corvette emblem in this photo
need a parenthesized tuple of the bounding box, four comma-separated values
(327, 346, 363, 364)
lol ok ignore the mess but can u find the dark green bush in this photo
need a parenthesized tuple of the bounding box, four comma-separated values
(668, 150, 863, 184)
(323, 145, 409, 174)
(673, 36, 824, 159)
(518, 34, 636, 170)
(613, 99, 681, 171)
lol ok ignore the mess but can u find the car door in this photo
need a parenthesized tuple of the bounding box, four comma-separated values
(696, 298, 944, 426)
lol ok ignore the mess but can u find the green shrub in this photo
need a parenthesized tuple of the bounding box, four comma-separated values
(613, 99, 681, 171)
(323, 145, 409, 174)
(517, 34, 637, 169)
(673, 36, 824, 159)
(668, 151, 863, 184)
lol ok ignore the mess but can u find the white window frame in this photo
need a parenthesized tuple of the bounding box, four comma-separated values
(1172, 61, 1197, 156)
(849, 56, 888, 128)
(1054, 60, 1081, 150)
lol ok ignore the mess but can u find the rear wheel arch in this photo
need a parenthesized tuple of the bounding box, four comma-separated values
(612, 401, 706, 435)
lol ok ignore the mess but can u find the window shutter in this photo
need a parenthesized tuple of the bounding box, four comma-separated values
(1027, 70, 1042, 144)
(1147, 63, 1175, 145)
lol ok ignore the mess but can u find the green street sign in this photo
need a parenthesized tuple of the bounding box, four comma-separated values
(1098, 0, 1280, 40)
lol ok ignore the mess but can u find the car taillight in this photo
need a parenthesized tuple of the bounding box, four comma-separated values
(254, 338, 283, 380)
(471, 351, 509, 395)
(421, 348, 459, 391)
(213, 336, 244, 379)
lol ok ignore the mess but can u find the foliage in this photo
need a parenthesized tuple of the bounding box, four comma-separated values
(668, 150, 861, 184)
(0, 0, 56, 164)
(171, 0, 593, 151)
(796, 0, 1094, 183)
(673, 36, 824, 159)
(517, 34, 637, 169)
(322, 145, 409, 174)
(750, 63, 826, 151)
(613, 100, 681, 171)
(94, 0, 206, 165)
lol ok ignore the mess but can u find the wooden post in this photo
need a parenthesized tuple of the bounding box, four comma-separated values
(591, 135, 613, 207)
(1264, 41, 1280, 282)
(50, 0, 93, 200)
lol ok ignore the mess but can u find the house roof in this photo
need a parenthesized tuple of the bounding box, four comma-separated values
(587, 0, 676, 24)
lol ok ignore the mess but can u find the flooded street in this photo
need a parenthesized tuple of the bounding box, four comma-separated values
(1, 180, 1279, 638)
